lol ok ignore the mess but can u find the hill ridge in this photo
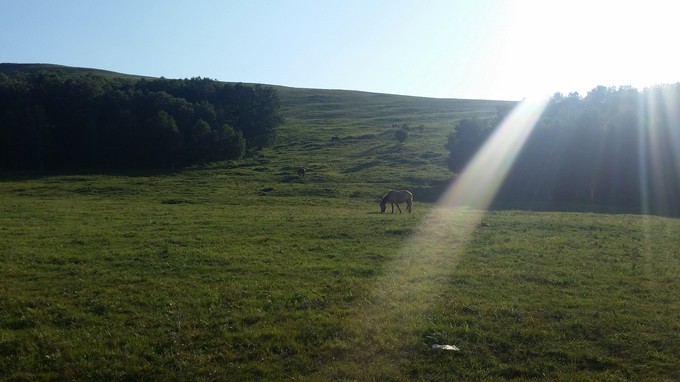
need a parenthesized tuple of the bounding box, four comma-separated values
(0, 62, 509, 102)
(0, 62, 513, 200)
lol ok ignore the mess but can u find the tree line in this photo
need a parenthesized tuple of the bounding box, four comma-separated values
(0, 71, 282, 170)
(446, 84, 680, 215)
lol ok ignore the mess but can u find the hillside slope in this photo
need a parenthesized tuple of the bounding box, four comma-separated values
(1, 63, 513, 198)
(0, 63, 151, 80)
(271, 85, 512, 199)
(3, 65, 679, 381)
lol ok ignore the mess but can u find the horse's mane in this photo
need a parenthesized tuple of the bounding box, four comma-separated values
(380, 190, 393, 205)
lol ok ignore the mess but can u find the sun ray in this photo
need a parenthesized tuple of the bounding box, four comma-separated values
(641, 86, 680, 215)
(439, 96, 550, 211)
(346, 97, 549, 367)
(638, 90, 652, 215)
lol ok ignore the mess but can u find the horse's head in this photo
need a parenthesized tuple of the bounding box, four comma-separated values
(380, 202, 386, 213)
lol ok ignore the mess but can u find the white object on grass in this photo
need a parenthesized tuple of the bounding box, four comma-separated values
(431, 344, 460, 351)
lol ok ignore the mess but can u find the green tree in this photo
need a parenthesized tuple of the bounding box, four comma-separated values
(187, 119, 213, 163)
(395, 128, 408, 144)
(146, 110, 184, 168)
(445, 118, 493, 173)
(211, 123, 245, 161)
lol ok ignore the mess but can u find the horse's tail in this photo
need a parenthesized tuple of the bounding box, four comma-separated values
(408, 191, 413, 212)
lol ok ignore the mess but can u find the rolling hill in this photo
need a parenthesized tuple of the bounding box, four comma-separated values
(1, 63, 514, 200)
(0, 63, 150, 80)
(1, 64, 679, 381)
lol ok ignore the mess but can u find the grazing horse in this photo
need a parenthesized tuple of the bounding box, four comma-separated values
(297, 167, 306, 177)
(380, 190, 413, 214)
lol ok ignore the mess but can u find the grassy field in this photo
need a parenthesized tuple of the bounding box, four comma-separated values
(1, 86, 679, 381)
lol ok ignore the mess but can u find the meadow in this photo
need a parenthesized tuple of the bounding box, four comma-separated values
(1, 86, 679, 381)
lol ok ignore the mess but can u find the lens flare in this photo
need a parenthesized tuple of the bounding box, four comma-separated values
(347, 98, 549, 368)
(640, 86, 680, 215)
(439, 96, 549, 211)
(399, 96, 550, 301)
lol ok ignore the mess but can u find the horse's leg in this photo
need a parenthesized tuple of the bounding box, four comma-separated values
(396, 203, 402, 214)
(391, 202, 395, 214)
(407, 201, 412, 213)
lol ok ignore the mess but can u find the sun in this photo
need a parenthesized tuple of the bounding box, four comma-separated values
(491, 0, 680, 99)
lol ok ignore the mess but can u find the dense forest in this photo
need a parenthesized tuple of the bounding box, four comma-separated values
(446, 84, 680, 215)
(0, 70, 282, 170)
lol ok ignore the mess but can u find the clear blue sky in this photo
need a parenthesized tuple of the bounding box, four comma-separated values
(2, 0, 678, 100)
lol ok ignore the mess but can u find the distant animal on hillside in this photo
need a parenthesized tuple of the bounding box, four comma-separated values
(380, 190, 413, 214)
(297, 167, 306, 177)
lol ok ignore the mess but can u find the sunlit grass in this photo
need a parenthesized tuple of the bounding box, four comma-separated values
(308, 209, 680, 381)
(2, 91, 680, 380)
(331, 98, 550, 369)
(2, 171, 680, 380)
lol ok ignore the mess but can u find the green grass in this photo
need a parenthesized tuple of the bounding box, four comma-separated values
(1, 85, 679, 380)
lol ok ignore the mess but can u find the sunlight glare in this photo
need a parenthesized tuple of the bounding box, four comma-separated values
(640, 86, 680, 215)
(439, 96, 549, 211)
(351, 98, 549, 365)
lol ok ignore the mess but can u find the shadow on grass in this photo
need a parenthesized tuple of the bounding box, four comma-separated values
(404, 180, 680, 217)
(343, 160, 382, 174)
(488, 200, 669, 216)
(0, 168, 181, 182)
